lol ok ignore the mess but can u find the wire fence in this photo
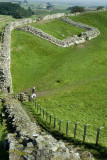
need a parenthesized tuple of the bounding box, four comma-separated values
(31, 101, 107, 147)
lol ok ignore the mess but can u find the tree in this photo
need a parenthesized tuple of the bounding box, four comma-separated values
(71, 6, 85, 13)
(66, 7, 73, 11)
(96, 6, 104, 10)
(0, 2, 34, 19)
(46, 3, 54, 10)
(47, 2, 51, 6)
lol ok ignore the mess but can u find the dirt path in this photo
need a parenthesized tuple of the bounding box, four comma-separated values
(36, 74, 106, 98)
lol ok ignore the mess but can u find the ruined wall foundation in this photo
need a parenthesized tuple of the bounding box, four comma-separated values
(0, 18, 32, 93)
(17, 17, 100, 48)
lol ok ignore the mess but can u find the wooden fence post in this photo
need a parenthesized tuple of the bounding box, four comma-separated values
(37, 104, 40, 113)
(43, 109, 46, 118)
(96, 127, 104, 145)
(46, 112, 49, 121)
(50, 114, 53, 124)
(59, 120, 63, 131)
(83, 124, 90, 143)
(54, 117, 56, 129)
(35, 101, 37, 109)
(40, 107, 42, 115)
(74, 122, 80, 138)
(66, 121, 70, 135)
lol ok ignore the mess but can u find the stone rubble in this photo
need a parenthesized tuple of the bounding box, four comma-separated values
(2, 96, 82, 160)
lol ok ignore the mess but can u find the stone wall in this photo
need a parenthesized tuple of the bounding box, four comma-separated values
(61, 17, 100, 40)
(0, 13, 101, 93)
(42, 13, 65, 20)
(2, 96, 82, 160)
(0, 18, 32, 93)
(18, 17, 100, 48)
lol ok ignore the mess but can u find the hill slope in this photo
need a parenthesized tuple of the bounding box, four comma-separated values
(11, 12, 107, 148)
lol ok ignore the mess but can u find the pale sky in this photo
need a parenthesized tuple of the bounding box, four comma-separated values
(31, 0, 107, 6)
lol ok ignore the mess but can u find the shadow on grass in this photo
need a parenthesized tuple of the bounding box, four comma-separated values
(35, 113, 107, 160)
(0, 104, 15, 160)
(0, 112, 9, 160)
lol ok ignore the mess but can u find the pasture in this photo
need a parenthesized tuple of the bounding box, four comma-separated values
(10, 11, 107, 158)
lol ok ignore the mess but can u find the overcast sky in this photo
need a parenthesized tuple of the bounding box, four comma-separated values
(32, 0, 107, 6)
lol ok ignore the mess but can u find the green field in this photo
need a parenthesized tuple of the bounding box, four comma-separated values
(11, 11, 107, 154)
(30, 19, 85, 39)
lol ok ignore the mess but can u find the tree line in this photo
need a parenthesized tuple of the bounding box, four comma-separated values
(0, 2, 34, 19)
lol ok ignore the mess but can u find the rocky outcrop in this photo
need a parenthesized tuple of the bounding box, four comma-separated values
(0, 18, 32, 93)
(42, 13, 65, 20)
(2, 96, 81, 160)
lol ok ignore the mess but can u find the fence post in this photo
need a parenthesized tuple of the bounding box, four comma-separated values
(74, 122, 80, 138)
(35, 101, 37, 109)
(59, 120, 63, 131)
(43, 109, 46, 118)
(83, 124, 90, 143)
(96, 127, 104, 145)
(46, 112, 49, 121)
(66, 121, 70, 135)
(54, 117, 56, 129)
(40, 107, 42, 115)
(50, 114, 53, 124)
(37, 104, 40, 113)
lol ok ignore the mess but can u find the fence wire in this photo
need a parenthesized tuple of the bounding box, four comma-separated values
(33, 101, 107, 147)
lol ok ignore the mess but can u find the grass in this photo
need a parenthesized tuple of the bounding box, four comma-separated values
(11, 11, 107, 157)
(30, 19, 85, 39)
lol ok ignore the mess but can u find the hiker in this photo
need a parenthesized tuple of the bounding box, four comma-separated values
(31, 93, 36, 99)
(32, 87, 36, 94)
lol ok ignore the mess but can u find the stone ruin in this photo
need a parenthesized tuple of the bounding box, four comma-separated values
(0, 18, 32, 93)
(17, 17, 100, 47)
(0, 13, 100, 93)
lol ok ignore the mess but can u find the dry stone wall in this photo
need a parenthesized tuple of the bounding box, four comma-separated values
(17, 25, 85, 47)
(61, 17, 100, 40)
(42, 13, 65, 20)
(0, 18, 32, 93)
(18, 17, 100, 48)
(2, 96, 81, 160)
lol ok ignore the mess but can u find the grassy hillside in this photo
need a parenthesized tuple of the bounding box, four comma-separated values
(11, 11, 107, 149)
